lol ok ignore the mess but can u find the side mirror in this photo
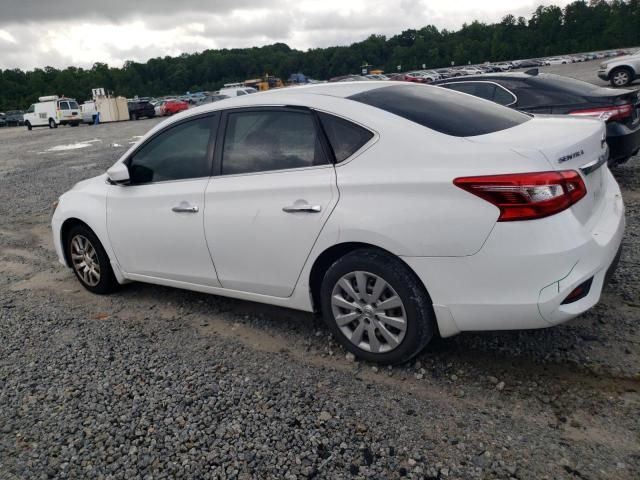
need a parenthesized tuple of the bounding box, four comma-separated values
(106, 162, 130, 184)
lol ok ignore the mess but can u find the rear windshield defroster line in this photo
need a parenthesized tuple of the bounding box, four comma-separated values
(348, 84, 531, 137)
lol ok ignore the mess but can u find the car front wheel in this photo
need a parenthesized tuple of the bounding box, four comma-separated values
(611, 68, 633, 87)
(66, 225, 118, 294)
(320, 248, 436, 364)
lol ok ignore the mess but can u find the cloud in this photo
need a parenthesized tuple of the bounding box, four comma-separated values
(0, 0, 573, 70)
(0, 0, 264, 25)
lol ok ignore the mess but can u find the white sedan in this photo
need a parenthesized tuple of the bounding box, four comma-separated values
(52, 82, 624, 364)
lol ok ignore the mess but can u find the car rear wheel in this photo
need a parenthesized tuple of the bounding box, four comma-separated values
(66, 225, 118, 294)
(610, 68, 633, 87)
(130, 113, 138, 121)
(320, 248, 436, 364)
(48, 118, 57, 129)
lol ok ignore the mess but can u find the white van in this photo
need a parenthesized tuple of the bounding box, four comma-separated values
(23, 96, 81, 130)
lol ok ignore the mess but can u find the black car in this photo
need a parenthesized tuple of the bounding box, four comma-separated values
(0, 113, 5, 128)
(127, 100, 156, 120)
(5, 110, 24, 126)
(434, 70, 640, 166)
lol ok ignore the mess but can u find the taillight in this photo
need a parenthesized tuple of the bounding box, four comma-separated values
(569, 104, 633, 122)
(454, 170, 587, 221)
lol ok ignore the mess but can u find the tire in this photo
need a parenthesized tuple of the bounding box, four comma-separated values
(130, 112, 138, 121)
(48, 118, 57, 129)
(610, 67, 633, 87)
(65, 224, 119, 294)
(320, 248, 436, 365)
(70, 122, 78, 127)
(25, 121, 32, 131)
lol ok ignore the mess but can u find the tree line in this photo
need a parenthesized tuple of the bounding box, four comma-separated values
(1, 0, 639, 111)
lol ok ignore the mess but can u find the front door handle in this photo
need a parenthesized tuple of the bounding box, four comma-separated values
(172, 203, 199, 213)
(282, 204, 322, 213)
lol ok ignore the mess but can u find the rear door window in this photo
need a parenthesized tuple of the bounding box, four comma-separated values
(58, 101, 70, 110)
(441, 82, 496, 101)
(68, 101, 79, 110)
(317, 112, 373, 162)
(349, 84, 530, 137)
(442, 81, 516, 106)
(221, 109, 327, 175)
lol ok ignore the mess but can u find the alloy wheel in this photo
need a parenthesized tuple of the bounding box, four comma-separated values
(330, 271, 407, 353)
(70, 234, 101, 286)
(613, 71, 629, 86)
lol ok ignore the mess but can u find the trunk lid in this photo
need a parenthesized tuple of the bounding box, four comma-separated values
(466, 115, 609, 225)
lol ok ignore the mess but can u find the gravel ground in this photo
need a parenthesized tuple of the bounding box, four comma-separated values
(1, 72, 639, 480)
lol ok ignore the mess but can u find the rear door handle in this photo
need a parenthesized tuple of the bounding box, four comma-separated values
(172, 203, 199, 213)
(282, 204, 322, 213)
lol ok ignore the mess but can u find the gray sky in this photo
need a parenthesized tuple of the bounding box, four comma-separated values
(0, 0, 571, 70)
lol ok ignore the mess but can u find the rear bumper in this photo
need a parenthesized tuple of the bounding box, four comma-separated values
(403, 168, 625, 337)
(607, 121, 640, 163)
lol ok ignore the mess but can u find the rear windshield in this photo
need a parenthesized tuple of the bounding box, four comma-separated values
(348, 84, 530, 137)
(529, 73, 600, 93)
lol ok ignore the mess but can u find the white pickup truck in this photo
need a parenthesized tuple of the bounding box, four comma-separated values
(598, 50, 640, 87)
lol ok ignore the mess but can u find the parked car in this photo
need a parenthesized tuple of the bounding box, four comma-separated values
(493, 63, 514, 71)
(329, 75, 372, 82)
(407, 71, 439, 83)
(52, 81, 624, 364)
(195, 94, 230, 105)
(457, 67, 485, 75)
(23, 96, 81, 130)
(434, 68, 454, 78)
(151, 100, 166, 117)
(0, 113, 5, 128)
(434, 71, 640, 166)
(128, 100, 156, 120)
(597, 49, 640, 87)
(5, 110, 24, 126)
(365, 74, 390, 81)
(218, 86, 258, 96)
(389, 72, 432, 83)
(516, 59, 544, 68)
(544, 57, 571, 65)
(161, 99, 189, 116)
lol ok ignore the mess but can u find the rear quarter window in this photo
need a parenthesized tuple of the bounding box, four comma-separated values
(348, 84, 530, 137)
(318, 112, 373, 162)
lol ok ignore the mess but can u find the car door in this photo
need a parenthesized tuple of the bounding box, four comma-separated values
(107, 113, 221, 286)
(204, 107, 338, 297)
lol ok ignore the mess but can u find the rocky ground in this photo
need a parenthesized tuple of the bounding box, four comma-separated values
(1, 92, 639, 479)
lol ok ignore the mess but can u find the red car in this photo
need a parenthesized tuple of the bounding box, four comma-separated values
(161, 100, 189, 116)
(389, 72, 433, 84)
